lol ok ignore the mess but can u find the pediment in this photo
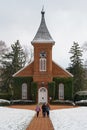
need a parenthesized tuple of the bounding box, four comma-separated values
(13, 62, 34, 77)
(52, 61, 73, 78)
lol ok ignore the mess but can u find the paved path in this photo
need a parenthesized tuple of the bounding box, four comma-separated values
(10, 105, 74, 130)
(26, 112, 54, 130)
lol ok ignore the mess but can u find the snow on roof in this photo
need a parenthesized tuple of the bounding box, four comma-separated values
(31, 10, 55, 44)
(76, 91, 87, 95)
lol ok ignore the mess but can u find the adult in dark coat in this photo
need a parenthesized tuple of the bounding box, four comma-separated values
(46, 103, 50, 117)
(42, 103, 46, 117)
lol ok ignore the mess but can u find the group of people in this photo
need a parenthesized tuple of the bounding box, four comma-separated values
(35, 103, 50, 117)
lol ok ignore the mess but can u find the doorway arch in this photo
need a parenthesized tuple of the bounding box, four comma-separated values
(38, 87, 47, 103)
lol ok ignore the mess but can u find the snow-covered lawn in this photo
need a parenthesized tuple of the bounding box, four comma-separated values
(0, 107, 36, 130)
(50, 107, 87, 130)
(0, 106, 87, 130)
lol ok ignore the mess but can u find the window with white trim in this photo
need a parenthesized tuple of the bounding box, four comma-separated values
(22, 83, 27, 99)
(59, 83, 64, 100)
(39, 58, 46, 71)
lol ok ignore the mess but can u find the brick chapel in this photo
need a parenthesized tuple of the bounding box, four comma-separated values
(13, 9, 73, 103)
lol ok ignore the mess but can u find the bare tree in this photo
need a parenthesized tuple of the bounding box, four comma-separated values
(23, 45, 34, 65)
(82, 41, 87, 52)
(0, 41, 9, 67)
(0, 41, 7, 54)
(82, 41, 87, 68)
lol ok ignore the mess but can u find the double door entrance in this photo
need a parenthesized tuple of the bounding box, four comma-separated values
(38, 87, 47, 103)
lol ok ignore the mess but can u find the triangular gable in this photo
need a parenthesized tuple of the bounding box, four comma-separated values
(52, 61, 73, 78)
(13, 61, 34, 77)
(13, 60, 73, 78)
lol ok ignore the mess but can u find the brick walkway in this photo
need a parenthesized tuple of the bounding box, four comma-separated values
(10, 105, 74, 130)
(26, 112, 54, 130)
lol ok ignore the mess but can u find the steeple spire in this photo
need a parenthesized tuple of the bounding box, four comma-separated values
(31, 9, 55, 44)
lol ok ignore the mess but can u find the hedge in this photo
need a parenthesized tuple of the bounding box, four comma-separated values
(31, 82, 38, 101)
(13, 77, 33, 100)
(0, 92, 12, 100)
(53, 77, 73, 100)
(48, 81, 55, 100)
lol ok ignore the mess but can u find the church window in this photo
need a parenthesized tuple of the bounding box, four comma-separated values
(39, 58, 46, 71)
(59, 83, 64, 100)
(22, 83, 27, 99)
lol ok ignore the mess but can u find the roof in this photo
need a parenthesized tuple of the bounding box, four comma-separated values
(13, 60, 73, 78)
(31, 9, 55, 44)
(52, 61, 73, 77)
(13, 61, 34, 77)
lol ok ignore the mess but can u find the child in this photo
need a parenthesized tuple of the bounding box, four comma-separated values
(35, 104, 41, 117)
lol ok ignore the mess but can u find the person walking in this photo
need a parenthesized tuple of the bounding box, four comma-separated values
(35, 104, 41, 117)
(46, 103, 50, 117)
(41, 103, 46, 117)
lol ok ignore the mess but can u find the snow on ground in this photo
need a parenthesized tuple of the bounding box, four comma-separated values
(0, 107, 36, 130)
(0, 105, 87, 130)
(50, 107, 87, 130)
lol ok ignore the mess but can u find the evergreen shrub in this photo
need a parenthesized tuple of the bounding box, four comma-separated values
(31, 82, 38, 102)
(53, 77, 73, 101)
(13, 77, 33, 100)
(48, 81, 55, 100)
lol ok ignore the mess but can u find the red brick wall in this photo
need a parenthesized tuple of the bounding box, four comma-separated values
(52, 61, 72, 78)
(14, 62, 34, 77)
(33, 43, 53, 83)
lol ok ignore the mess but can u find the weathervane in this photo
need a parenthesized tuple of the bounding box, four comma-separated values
(41, 5, 45, 15)
(42, 5, 44, 12)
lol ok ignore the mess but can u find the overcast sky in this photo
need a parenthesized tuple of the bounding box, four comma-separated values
(0, 0, 87, 68)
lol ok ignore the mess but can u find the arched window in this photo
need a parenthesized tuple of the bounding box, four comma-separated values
(59, 83, 64, 100)
(39, 58, 46, 71)
(22, 83, 27, 99)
